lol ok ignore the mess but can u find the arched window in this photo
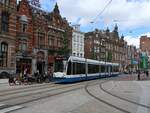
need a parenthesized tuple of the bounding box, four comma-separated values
(0, 42, 8, 67)
(20, 15, 28, 33)
(1, 12, 9, 32)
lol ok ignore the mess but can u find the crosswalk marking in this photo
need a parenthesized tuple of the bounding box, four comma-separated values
(0, 105, 23, 113)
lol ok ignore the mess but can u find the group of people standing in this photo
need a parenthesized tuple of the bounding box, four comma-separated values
(9, 68, 53, 85)
(137, 70, 149, 80)
(34, 69, 53, 83)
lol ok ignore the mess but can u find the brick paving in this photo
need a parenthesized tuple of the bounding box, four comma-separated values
(117, 74, 150, 81)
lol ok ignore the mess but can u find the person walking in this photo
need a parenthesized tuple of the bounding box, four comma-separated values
(48, 69, 53, 82)
(138, 70, 141, 80)
(146, 70, 149, 77)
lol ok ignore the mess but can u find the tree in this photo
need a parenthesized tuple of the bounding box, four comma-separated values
(106, 52, 112, 62)
(59, 31, 70, 56)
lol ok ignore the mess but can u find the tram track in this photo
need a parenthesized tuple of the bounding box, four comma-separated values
(0, 79, 101, 106)
(85, 80, 131, 113)
(0, 83, 59, 97)
(85, 76, 150, 113)
(0, 79, 98, 99)
(100, 81, 150, 109)
(0, 83, 53, 93)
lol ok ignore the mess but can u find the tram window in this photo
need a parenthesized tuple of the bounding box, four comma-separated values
(113, 66, 119, 72)
(67, 61, 71, 75)
(110, 66, 112, 72)
(106, 66, 109, 72)
(116, 66, 119, 72)
(112, 66, 114, 72)
(55, 60, 64, 72)
(73, 62, 76, 74)
(76, 63, 85, 74)
(88, 64, 99, 74)
(101, 65, 105, 73)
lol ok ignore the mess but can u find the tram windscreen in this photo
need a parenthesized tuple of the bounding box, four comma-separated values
(54, 60, 67, 72)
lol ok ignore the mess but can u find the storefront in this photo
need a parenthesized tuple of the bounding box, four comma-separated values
(16, 57, 32, 74)
(32, 49, 48, 75)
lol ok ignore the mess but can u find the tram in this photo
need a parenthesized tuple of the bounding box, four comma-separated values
(53, 56, 120, 83)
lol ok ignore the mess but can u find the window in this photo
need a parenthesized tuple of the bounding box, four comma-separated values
(48, 35, 54, 47)
(19, 39, 27, 51)
(57, 39, 61, 47)
(96, 34, 98, 37)
(1, 0, 9, 5)
(0, 42, 8, 67)
(21, 23, 27, 32)
(38, 32, 45, 48)
(1, 12, 9, 32)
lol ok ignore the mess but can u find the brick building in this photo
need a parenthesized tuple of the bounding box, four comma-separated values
(31, 3, 72, 74)
(0, 0, 17, 75)
(16, 0, 34, 74)
(85, 25, 126, 71)
(0, 0, 72, 76)
(140, 35, 150, 56)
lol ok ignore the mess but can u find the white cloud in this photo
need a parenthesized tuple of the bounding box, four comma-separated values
(124, 32, 150, 48)
(56, 0, 150, 31)
(124, 35, 140, 48)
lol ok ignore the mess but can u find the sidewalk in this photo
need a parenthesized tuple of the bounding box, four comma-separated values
(0, 79, 8, 84)
(102, 78, 150, 113)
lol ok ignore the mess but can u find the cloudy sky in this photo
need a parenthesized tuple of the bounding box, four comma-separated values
(24, 0, 150, 48)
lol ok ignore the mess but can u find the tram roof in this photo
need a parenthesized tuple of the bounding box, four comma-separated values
(69, 56, 119, 66)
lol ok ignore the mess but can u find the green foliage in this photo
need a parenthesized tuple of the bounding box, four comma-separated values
(106, 52, 112, 62)
(59, 31, 70, 56)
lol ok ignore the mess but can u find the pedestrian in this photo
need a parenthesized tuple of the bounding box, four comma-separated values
(146, 70, 149, 77)
(138, 70, 140, 80)
(48, 69, 53, 82)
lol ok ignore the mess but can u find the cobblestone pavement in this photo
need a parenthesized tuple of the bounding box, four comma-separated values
(0, 74, 150, 113)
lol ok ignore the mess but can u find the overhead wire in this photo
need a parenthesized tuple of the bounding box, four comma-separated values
(91, 0, 113, 24)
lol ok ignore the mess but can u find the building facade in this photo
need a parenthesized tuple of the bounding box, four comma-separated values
(16, 0, 34, 75)
(0, 0, 17, 75)
(140, 35, 150, 57)
(0, 0, 72, 76)
(84, 25, 126, 71)
(84, 29, 105, 61)
(125, 45, 138, 73)
(31, 3, 72, 74)
(72, 25, 84, 57)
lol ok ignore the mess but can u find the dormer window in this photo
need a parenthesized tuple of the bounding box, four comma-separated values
(20, 15, 28, 33)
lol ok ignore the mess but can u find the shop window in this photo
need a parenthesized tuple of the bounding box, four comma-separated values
(0, 42, 8, 67)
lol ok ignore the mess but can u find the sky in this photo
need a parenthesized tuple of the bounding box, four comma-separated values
(19, 0, 150, 48)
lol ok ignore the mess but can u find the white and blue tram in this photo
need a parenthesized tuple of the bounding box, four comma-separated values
(53, 56, 120, 83)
